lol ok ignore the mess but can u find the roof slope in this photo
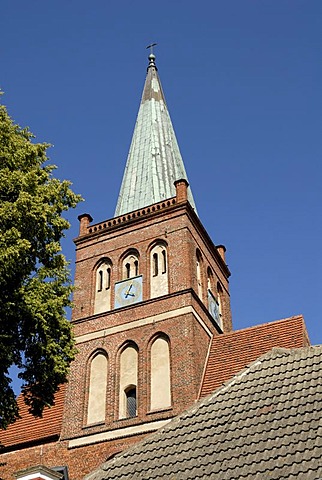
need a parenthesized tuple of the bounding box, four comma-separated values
(201, 315, 310, 397)
(0, 317, 308, 452)
(114, 54, 196, 216)
(0, 384, 65, 449)
(87, 346, 322, 480)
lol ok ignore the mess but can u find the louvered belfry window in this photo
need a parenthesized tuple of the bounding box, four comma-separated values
(126, 387, 137, 418)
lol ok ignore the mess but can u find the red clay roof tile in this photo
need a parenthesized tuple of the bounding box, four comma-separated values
(0, 384, 66, 449)
(200, 315, 310, 398)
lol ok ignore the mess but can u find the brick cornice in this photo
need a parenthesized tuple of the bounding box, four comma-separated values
(71, 287, 222, 336)
(74, 199, 230, 278)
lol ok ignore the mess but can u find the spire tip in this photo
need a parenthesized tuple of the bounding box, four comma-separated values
(146, 43, 157, 69)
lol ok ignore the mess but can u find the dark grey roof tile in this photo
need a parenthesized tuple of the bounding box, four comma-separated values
(87, 346, 322, 480)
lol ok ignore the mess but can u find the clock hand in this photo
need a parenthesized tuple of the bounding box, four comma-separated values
(125, 283, 134, 298)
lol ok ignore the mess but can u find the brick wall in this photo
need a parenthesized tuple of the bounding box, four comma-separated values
(73, 197, 231, 328)
(0, 434, 148, 480)
(61, 293, 214, 441)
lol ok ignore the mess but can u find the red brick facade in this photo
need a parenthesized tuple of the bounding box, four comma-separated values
(62, 182, 231, 442)
(1, 434, 147, 480)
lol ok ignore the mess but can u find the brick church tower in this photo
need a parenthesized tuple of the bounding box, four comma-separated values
(60, 52, 232, 452)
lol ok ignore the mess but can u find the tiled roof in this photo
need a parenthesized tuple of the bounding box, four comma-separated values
(86, 345, 322, 480)
(201, 315, 310, 397)
(114, 54, 196, 216)
(0, 317, 308, 452)
(0, 384, 65, 449)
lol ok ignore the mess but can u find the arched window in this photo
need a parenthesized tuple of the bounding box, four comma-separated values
(125, 386, 137, 418)
(125, 263, 131, 279)
(94, 259, 112, 314)
(134, 260, 139, 276)
(122, 252, 139, 279)
(207, 267, 214, 292)
(150, 336, 171, 411)
(86, 352, 108, 425)
(150, 243, 168, 299)
(217, 282, 223, 323)
(119, 344, 138, 419)
(196, 249, 203, 300)
(162, 250, 167, 274)
(106, 267, 111, 289)
(152, 253, 158, 277)
(98, 270, 103, 291)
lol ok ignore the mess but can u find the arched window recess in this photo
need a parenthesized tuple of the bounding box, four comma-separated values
(150, 241, 168, 299)
(150, 334, 171, 411)
(94, 259, 112, 314)
(118, 343, 138, 419)
(121, 250, 140, 280)
(86, 350, 108, 425)
(196, 249, 203, 300)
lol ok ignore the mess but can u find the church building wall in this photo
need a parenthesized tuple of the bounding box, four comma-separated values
(0, 433, 148, 480)
(61, 301, 212, 442)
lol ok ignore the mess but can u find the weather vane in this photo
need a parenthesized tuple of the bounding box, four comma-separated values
(146, 43, 157, 55)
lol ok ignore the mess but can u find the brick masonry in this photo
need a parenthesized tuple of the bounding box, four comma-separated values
(62, 183, 231, 444)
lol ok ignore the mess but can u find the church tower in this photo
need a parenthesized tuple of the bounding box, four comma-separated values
(60, 52, 232, 457)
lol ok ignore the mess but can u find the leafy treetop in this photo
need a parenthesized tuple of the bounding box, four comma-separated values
(0, 97, 82, 429)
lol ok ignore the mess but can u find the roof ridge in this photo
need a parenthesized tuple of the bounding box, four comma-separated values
(225, 315, 305, 337)
(216, 344, 322, 393)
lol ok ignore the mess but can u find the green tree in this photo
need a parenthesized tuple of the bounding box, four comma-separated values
(0, 97, 82, 429)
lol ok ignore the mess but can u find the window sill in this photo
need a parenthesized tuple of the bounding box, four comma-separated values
(147, 406, 173, 415)
(82, 420, 105, 429)
(113, 416, 140, 427)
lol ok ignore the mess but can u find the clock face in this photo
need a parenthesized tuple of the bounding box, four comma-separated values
(208, 290, 221, 327)
(114, 276, 143, 309)
(210, 298, 219, 320)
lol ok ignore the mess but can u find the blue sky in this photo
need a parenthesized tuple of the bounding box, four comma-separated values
(2, 0, 321, 357)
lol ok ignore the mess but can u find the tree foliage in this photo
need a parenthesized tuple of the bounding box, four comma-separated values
(0, 98, 82, 429)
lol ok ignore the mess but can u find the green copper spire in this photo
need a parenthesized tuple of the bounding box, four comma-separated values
(114, 52, 197, 217)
